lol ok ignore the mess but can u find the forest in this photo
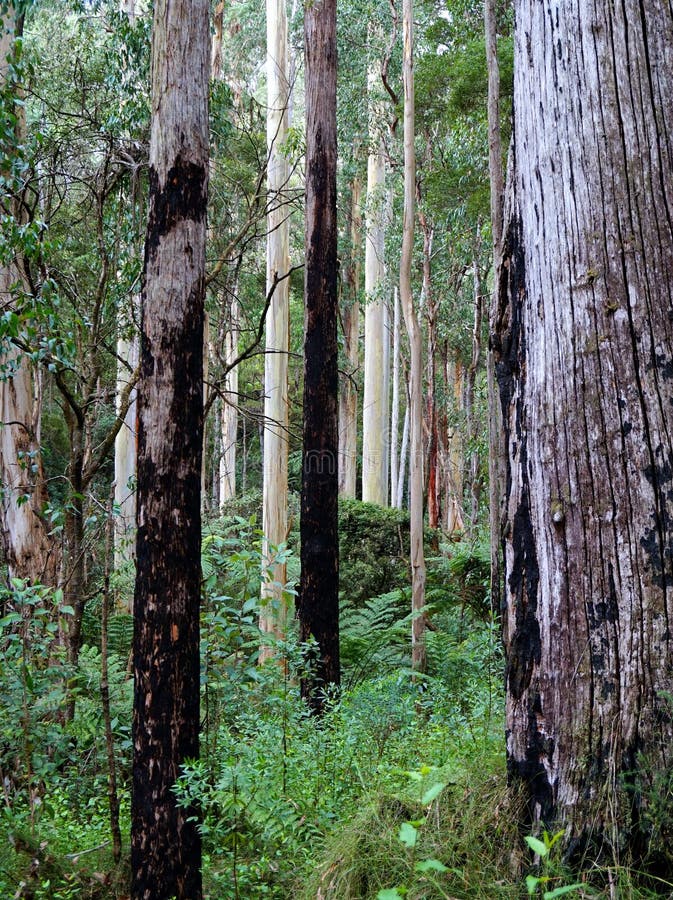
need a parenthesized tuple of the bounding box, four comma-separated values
(1, 0, 672, 897)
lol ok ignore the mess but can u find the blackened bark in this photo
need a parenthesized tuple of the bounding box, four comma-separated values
(498, 0, 673, 860)
(131, 0, 209, 894)
(298, 0, 340, 714)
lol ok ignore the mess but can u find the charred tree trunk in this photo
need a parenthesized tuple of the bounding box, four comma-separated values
(298, 0, 339, 713)
(131, 0, 209, 891)
(497, 0, 673, 858)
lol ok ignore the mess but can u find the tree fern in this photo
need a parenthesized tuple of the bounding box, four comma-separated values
(340, 589, 411, 688)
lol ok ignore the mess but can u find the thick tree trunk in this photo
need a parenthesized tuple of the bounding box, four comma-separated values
(0, 7, 58, 589)
(362, 56, 388, 506)
(400, 0, 426, 673)
(338, 175, 361, 499)
(260, 0, 291, 660)
(497, 0, 673, 856)
(298, 0, 339, 713)
(131, 0, 209, 892)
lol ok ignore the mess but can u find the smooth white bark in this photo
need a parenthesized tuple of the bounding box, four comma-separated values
(219, 296, 239, 505)
(362, 58, 388, 506)
(260, 0, 291, 656)
(114, 328, 138, 574)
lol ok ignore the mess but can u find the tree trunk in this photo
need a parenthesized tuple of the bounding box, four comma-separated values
(390, 285, 400, 506)
(1, 349, 58, 588)
(484, 0, 504, 611)
(419, 213, 440, 529)
(338, 175, 361, 499)
(298, 0, 339, 713)
(497, 0, 673, 857)
(400, 0, 425, 673)
(397, 398, 409, 510)
(260, 0, 291, 660)
(442, 349, 465, 535)
(114, 328, 138, 583)
(131, 0, 209, 891)
(219, 296, 239, 505)
(0, 6, 58, 589)
(362, 54, 388, 506)
(465, 250, 484, 531)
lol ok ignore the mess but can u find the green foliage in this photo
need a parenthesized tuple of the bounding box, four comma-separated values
(0, 578, 132, 897)
(339, 498, 411, 606)
(340, 588, 411, 686)
(0, 580, 74, 793)
(426, 538, 491, 618)
(524, 832, 587, 899)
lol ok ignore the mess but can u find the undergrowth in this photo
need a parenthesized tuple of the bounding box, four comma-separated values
(1, 516, 672, 898)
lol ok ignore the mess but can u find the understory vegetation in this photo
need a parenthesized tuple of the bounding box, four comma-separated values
(1, 501, 671, 899)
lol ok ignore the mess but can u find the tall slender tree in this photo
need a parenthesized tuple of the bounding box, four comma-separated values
(298, 0, 339, 713)
(362, 52, 389, 506)
(131, 0, 209, 892)
(485, 0, 504, 602)
(338, 174, 361, 499)
(260, 0, 292, 659)
(400, 0, 426, 672)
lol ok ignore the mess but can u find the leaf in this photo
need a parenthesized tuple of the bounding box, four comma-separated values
(526, 874, 541, 895)
(0, 612, 22, 627)
(543, 884, 585, 899)
(525, 835, 549, 857)
(377, 889, 406, 900)
(421, 781, 446, 805)
(415, 858, 448, 873)
(399, 821, 418, 848)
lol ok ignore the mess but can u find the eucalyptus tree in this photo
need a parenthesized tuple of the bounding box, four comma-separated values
(0, 3, 59, 588)
(298, 0, 339, 712)
(361, 44, 390, 506)
(260, 0, 292, 659)
(400, 0, 426, 672)
(130, 0, 209, 891)
(338, 173, 362, 498)
(485, 0, 505, 603)
(497, 0, 673, 858)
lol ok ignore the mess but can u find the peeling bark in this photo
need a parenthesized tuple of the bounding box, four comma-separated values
(498, 0, 673, 856)
(131, 0, 209, 892)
